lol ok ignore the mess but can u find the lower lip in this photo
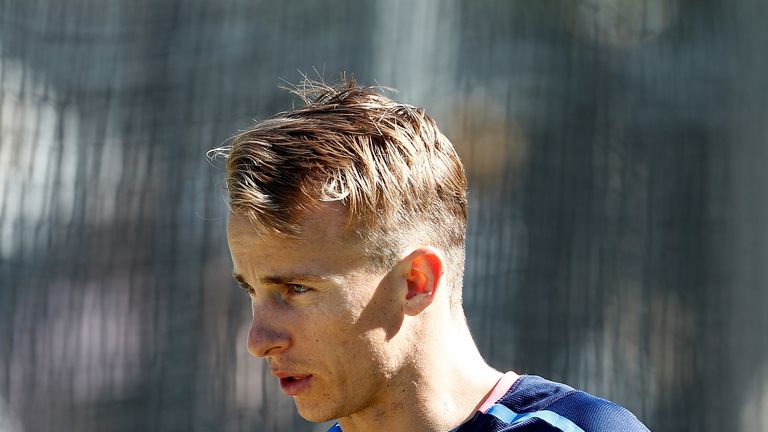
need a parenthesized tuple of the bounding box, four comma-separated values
(279, 375, 313, 396)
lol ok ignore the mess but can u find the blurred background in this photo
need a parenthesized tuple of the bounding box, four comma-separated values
(2, 0, 767, 431)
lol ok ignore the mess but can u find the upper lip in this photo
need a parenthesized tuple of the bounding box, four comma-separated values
(270, 369, 309, 379)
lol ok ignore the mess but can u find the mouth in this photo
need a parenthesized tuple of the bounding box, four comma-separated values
(278, 374, 313, 396)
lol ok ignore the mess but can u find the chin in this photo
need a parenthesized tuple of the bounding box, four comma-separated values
(294, 399, 338, 423)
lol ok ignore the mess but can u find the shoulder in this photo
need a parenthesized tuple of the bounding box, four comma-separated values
(542, 386, 650, 432)
(458, 375, 650, 432)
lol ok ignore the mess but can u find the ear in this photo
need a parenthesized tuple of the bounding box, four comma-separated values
(400, 247, 444, 316)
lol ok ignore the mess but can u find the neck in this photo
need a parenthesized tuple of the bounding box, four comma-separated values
(338, 315, 508, 432)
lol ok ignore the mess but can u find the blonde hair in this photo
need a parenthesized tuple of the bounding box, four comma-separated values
(211, 78, 468, 298)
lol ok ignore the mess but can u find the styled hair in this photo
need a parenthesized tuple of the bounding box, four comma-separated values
(211, 78, 468, 300)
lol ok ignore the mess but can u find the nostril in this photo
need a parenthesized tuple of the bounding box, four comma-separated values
(247, 322, 290, 357)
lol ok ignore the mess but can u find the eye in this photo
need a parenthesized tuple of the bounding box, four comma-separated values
(285, 283, 311, 295)
(236, 281, 255, 296)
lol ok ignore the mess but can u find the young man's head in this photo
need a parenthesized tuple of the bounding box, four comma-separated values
(215, 79, 473, 423)
(220, 79, 469, 307)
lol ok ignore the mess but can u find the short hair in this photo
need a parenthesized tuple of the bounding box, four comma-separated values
(211, 78, 468, 303)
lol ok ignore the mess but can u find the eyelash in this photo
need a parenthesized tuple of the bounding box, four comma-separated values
(239, 283, 255, 296)
(238, 283, 311, 298)
(285, 284, 311, 296)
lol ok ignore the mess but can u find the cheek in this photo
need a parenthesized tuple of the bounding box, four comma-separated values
(301, 306, 370, 359)
(304, 276, 402, 358)
(297, 306, 358, 353)
(351, 287, 404, 342)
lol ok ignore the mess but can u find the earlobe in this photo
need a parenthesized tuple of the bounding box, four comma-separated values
(402, 248, 444, 316)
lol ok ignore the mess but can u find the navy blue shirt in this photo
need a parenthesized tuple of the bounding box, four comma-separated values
(328, 375, 649, 431)
(454, 375, 649, 431)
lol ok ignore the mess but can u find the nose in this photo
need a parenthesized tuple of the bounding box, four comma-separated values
(247, 309, 290, 358)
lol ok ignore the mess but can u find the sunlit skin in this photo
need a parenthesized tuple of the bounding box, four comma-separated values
(227, 203, 514, 432)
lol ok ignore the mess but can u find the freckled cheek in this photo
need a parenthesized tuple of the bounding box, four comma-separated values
(300, 316, 360, 359)
(293, 311, 343, 343)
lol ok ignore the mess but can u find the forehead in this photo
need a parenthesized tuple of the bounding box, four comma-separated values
(227, 204, 369, 279)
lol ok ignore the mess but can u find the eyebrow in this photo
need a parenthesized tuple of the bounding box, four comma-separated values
(232, 273, 252, 290)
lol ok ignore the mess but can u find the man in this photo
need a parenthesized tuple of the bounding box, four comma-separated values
(214, 79, 649, 431)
